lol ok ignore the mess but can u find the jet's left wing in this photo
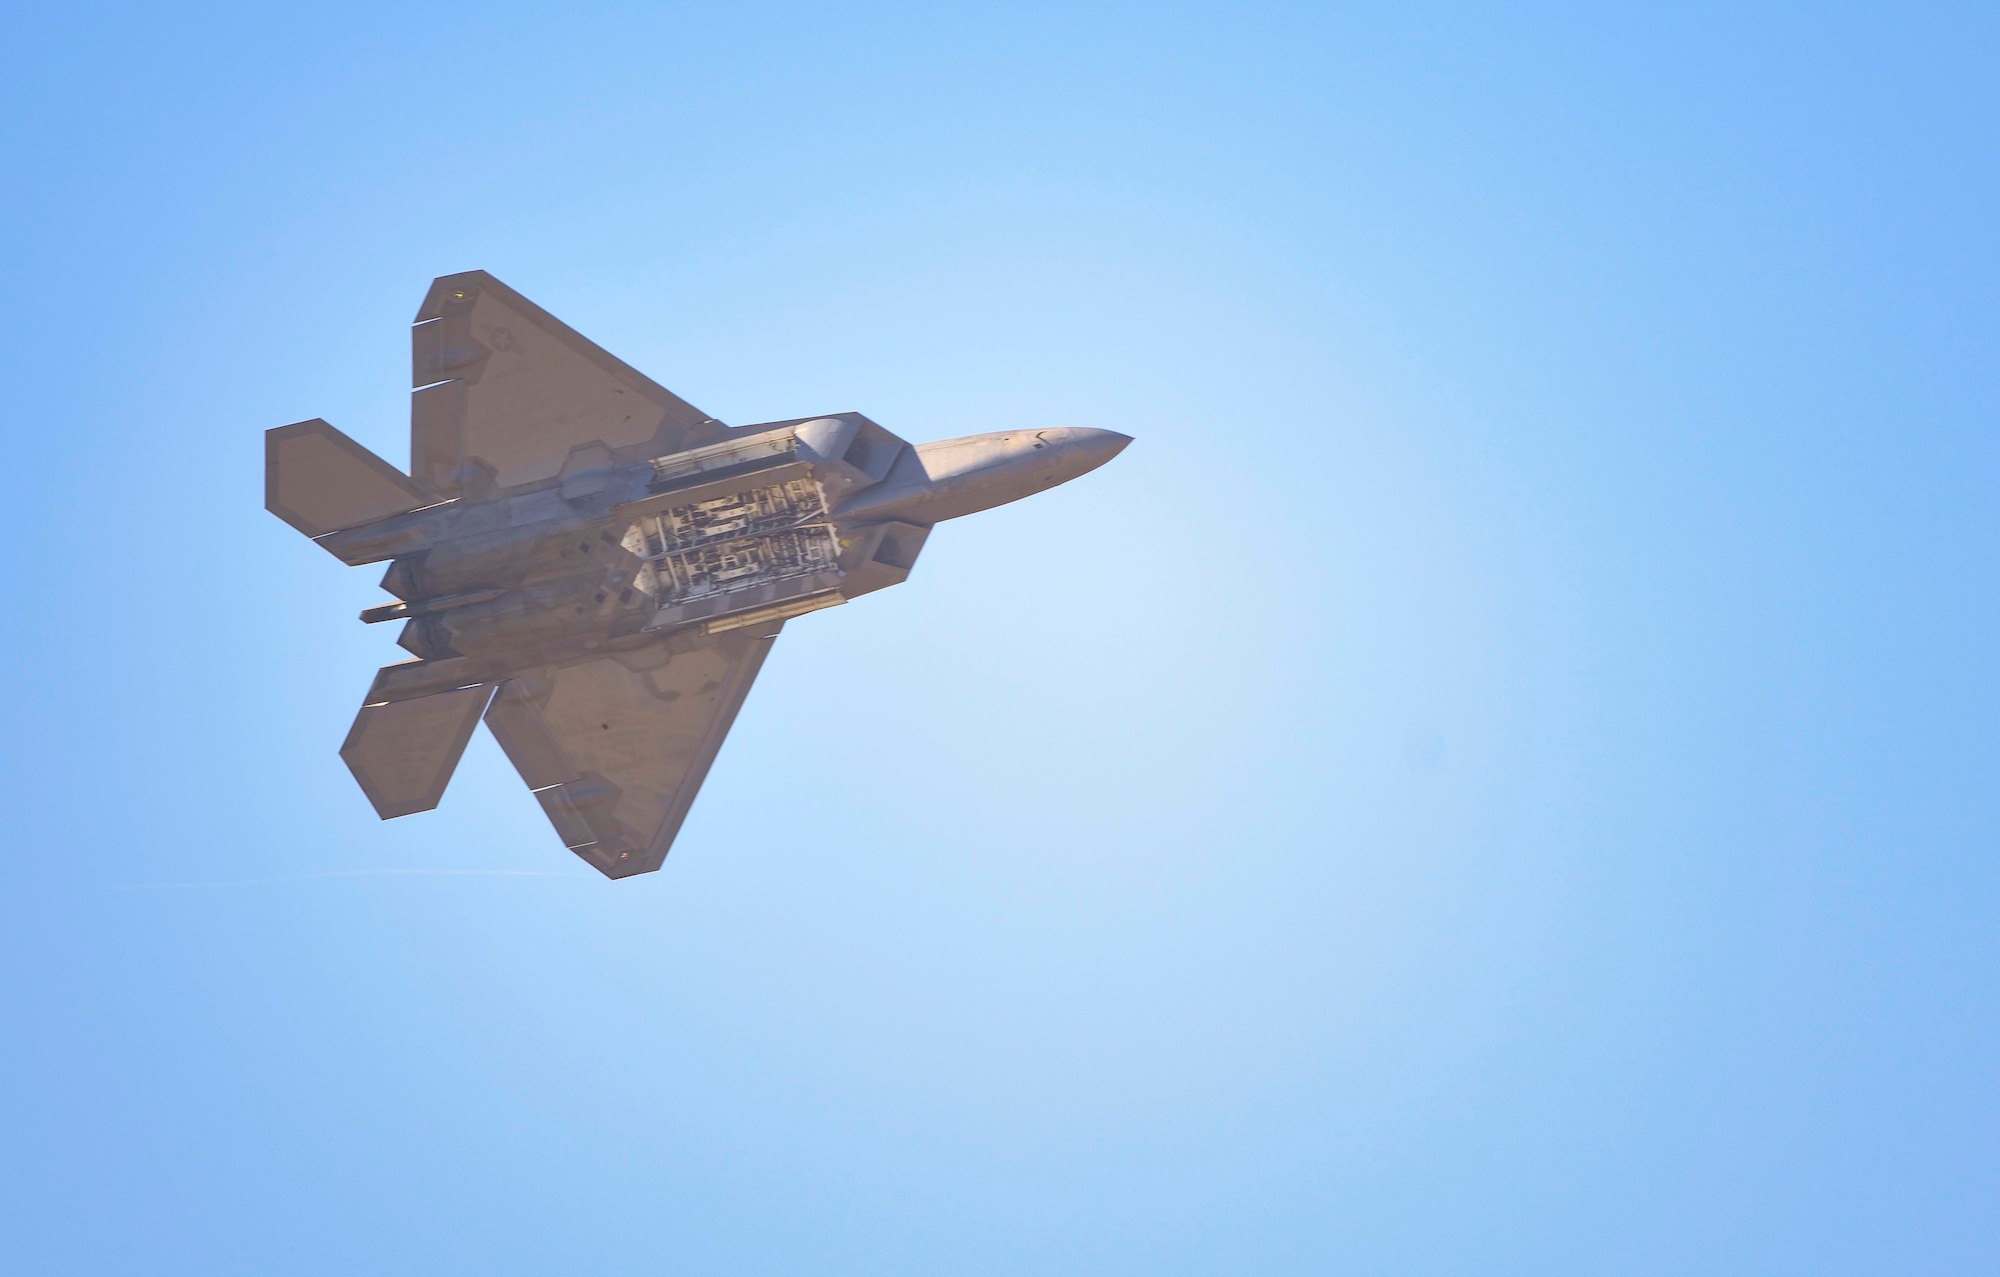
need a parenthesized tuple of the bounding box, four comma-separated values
(483, 629, 776, 879)
(411, 270, 727, 496)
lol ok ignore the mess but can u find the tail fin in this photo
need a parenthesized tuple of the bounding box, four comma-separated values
(266, 419, 436, 547)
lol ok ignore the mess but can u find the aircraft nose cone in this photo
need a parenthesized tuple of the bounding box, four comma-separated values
(1054, 427, 1132, 476)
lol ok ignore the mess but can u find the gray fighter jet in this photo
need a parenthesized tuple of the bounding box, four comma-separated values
(266, 271, 1130, 878)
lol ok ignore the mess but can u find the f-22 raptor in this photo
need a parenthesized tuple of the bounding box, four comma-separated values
(266, 272, 1130, 878)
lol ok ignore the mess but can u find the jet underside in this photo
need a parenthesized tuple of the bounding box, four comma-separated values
(266, 270, 1127, 878)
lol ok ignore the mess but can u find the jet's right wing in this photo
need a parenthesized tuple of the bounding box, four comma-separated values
(483, 629, 776, 879)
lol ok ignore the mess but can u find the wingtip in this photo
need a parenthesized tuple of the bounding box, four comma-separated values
(415, 270, 501, 323)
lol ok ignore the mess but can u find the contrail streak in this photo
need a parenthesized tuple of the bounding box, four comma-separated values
(117, 868, 590, 890)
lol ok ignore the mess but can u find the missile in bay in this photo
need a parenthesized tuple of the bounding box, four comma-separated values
(265, 271, 1130, 878)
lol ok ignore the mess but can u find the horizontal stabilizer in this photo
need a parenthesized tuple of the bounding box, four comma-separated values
(267, 419, 436, 542)
(340, 682, 494, 819)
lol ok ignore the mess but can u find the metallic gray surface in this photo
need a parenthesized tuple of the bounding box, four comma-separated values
(268, 271, 1131, 879)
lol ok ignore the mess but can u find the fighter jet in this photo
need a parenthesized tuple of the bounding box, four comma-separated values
(266, 271, 1130, 878)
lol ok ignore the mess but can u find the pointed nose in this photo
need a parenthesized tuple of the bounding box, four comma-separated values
(1052, 427, 1133, 477)
(832, 425, 1133, 524)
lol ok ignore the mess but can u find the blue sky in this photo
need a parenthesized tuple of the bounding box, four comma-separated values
(1, 3, 1994, 1272)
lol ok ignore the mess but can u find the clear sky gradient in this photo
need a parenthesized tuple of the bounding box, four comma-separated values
(1, 3, 1994, 1273)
